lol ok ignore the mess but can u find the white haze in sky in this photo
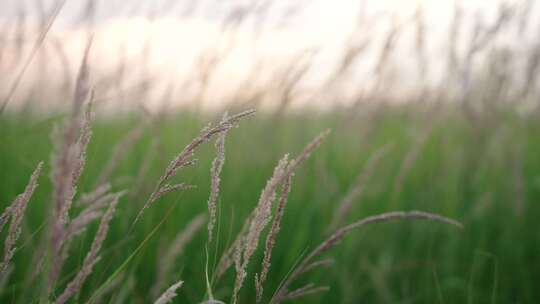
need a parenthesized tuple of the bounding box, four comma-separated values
(0, 0, 537, 111)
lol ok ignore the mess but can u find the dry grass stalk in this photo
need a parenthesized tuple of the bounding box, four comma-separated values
(329, 144, 390, 230)
(77, 183, 112, 207)
(280, 283, 330, 301)
(200, 300, 226, 304)
(0, 265, 13, 290)
(255, 175, 292, 302)
(54, 193, 121, 304)
(95, 124, 145, 187)
(154, 280, 184, 304)
(65, 191, 126, 243)
(207, 114, 228, 243)
(72, 37, 93, 115)
(297, 258, 334, 277)
(232, 130, 330, 304)
(285, 130, 330, 176)
(231, 154, 289, 304)
(48, 40, 94, 291)
(133, 109, 255, 225)
(157, 183, 196, 196)
(48, 100, 93, 290)
(152, 213, 206, 297)
(232, 228, 246, 301)
(72, 102, 93, 188)
(271, 211, 462, 303)
(0, 162, 43, 276)
(0, 205, 13, 233)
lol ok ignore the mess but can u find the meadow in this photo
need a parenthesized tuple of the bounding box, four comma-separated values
(1, 0, 540, 303)
(1, 104, 539, 303)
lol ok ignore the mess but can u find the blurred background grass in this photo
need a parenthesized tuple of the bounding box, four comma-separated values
(1, 107, 539, 303)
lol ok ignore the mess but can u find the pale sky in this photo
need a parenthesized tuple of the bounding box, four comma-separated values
(0, 0, 536, 111)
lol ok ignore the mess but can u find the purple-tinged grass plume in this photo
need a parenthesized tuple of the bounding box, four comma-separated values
(48, 39, 94, 291)
(255, 174, 292, 302)
(154, 280, 184, 304)
(0, 162, 43, 276)
(207, 114, 228, 243)
(54, 192, 121, 304)
(232, 129, 330, 304)
(133, 109, 255, 225)
(271, 211, 463, 303)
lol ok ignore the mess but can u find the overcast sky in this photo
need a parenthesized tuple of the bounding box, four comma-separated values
(0, 1, 528, 26)
(0, 0, 537, 111)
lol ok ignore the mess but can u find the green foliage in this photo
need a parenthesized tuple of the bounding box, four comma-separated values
(0, 109, 538, 303)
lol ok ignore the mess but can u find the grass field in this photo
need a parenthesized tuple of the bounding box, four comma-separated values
(1, 107, 539, 303)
